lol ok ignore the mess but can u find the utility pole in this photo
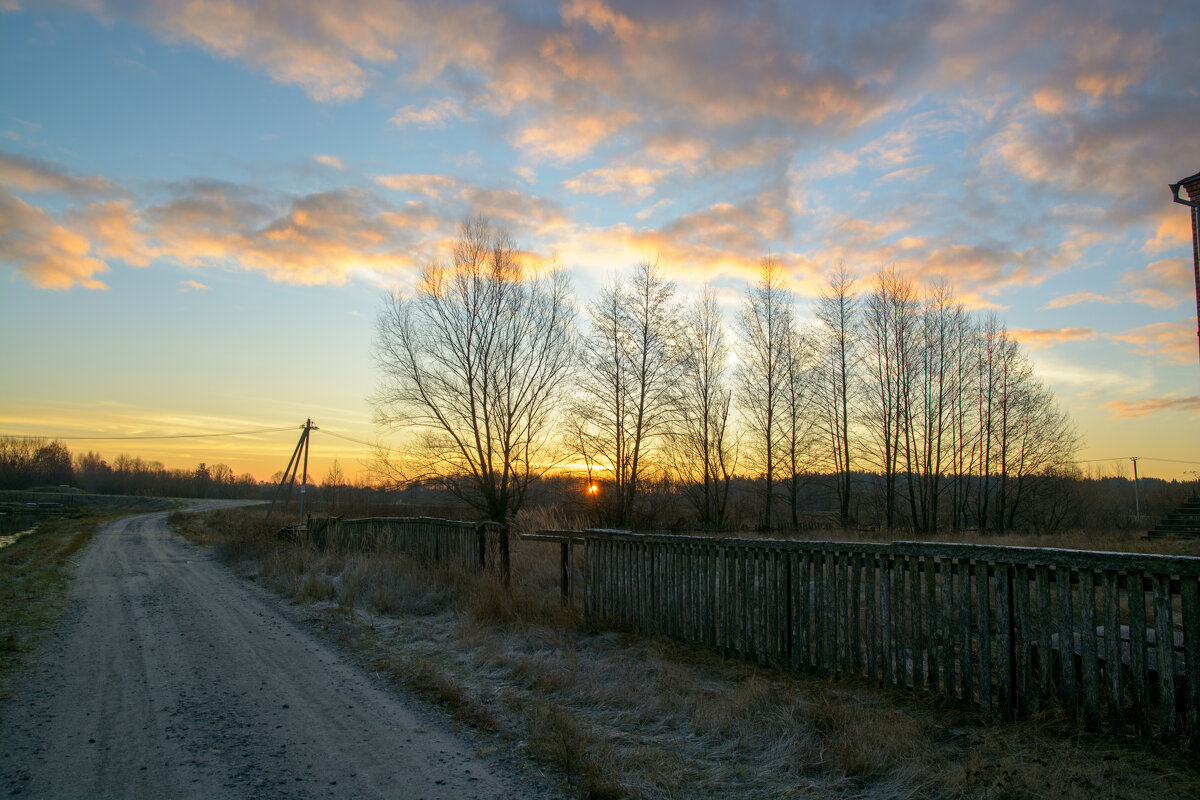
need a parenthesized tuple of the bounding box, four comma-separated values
(267, 419, 318, 521)
(299, 418, 314, 522)
(1131, 456, 1140, 518)
(1169, 171, 1200, 373)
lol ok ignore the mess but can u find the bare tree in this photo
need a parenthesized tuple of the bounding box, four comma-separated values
(813, 268, 859, 527)
(989, 336, 1079, 532)
(738, 257, 792, 529)
(572, 261, 680, 526)
(672, 285, 737, 526)
(782, 321, 819, 529)
(323, 458, 345, 513)
(902, 281, 956, 533)
(972, 314, 1005, 531)
(372, 217, 576, 523)
(862, 267, 917, 530)
(947, 306, 979, 530)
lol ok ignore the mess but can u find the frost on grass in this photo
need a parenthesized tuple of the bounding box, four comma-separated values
(176, 508, 1200, 800)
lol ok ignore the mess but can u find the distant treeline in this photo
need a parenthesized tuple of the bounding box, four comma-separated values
(2, 437, 1192, 534)
(0, 437, 263, 499)
(0, 437, 387, 506)
(527, 471, 1197, 535)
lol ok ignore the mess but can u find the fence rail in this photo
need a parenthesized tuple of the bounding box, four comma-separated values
(307, 516, 499, 574)
(527, 529, 1200, 746)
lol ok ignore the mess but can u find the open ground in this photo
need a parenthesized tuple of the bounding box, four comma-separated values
(170, 505, 1200, 799)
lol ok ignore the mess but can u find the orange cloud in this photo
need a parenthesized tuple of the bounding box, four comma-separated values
(1143, 209, 1193, 253)
(880, 165, 934, 183)
(1031, 88, 1071, 115)
(314, 154, 345, 170)
(561, 0, 640, 43)
(0, 156, 155, 288)
(458, 187, 568, 237)
(663, 193, 790, 254)
(1108, 321, 1197, 365)
(548, 224, 762, 291)
(201, 188, 417, 284)
(1041, 290, 1117, 310)
(512, 110, 640, 162)
(390, 97, 466, 129)
(1118, 259, 1192, 308)
(641, 135, 708, 167)
(1008, 327, 1098, 349)
(71, 201, 153, 268)
(0, 152, 115, 197)
(1102, 395, 1200, 418)
(563, 165, 668, 199)
(0, 189, 110, 290)
(146, 1, 374, 102)
(375, 173, 459, 199)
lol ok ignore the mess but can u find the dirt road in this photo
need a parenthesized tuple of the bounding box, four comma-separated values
(0, 505, 536, 799)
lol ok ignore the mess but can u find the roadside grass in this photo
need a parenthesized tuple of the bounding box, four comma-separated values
(0, 516, 101, 700)
(699, 525, 1200, 557)
(175, 507, 1200, 799)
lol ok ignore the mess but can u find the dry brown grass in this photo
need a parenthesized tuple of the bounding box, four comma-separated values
(174, 507, 1200, 799)
(766, 525, 1200, 557)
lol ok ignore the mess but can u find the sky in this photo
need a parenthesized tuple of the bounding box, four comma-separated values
(1, 0, 1198, 485)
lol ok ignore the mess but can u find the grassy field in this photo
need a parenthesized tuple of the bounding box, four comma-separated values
(173, 507, 1200, 799)
(0, 516, 101, 700)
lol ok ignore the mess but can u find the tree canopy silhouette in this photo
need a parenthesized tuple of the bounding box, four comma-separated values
(372, 217, 577, 523)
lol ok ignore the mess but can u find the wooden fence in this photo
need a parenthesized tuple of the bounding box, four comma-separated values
(309, 516, 501, 575)
(525, 529, 1200, 745)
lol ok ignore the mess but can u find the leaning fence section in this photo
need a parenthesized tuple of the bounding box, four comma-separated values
(310, 516, 494, 573)
(533, 530, 1199, 745)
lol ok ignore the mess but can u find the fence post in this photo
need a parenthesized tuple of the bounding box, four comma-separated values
(499, 522, 511, 587)
(477, 523, 488, 571)
(560, 539, 570, 606)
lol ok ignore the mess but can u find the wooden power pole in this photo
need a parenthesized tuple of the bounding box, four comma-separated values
(267, 419, 317, 521)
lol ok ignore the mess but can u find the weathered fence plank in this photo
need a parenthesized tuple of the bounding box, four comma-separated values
(956, 558, 972, 705)
(1129, 574, 1152, 739)
(976, 561, 992, 714)
(1079, 570, 1101, 729)
(1154, 574, 1177, 739)
(1014, 564, 1031, 717)
(1181, 575, 1199, 748)
(1056, 567, 1077, 719)
(1035, 565, 1053, 708)
(996, 564, 1013, 719)
(880, 554, 893, 687)
(1102, 571, 1123, 733)
(320, 516, 488, 574)
(525, 529, 1199, 744)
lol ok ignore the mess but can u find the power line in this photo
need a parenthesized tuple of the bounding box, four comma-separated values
(320, 429, 382, 450)
(1073, 456, 1200, 466)
(0, 425, 300, 442)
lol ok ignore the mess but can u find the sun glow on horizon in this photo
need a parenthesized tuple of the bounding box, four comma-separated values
(0, 1, 1196, 485)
